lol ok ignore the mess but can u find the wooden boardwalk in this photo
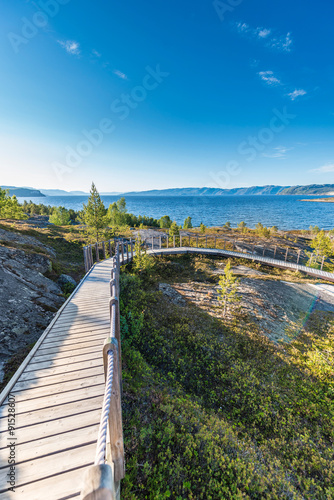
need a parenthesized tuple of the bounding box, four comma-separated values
(1, 242, 334, 499)
(147, 247, 334, 282)
(0, 259, 115, 499)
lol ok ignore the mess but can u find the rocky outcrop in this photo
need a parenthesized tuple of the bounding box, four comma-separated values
(0, 242, 65, 383)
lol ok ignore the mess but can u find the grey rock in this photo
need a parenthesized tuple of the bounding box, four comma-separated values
(0, 234, 65, 383)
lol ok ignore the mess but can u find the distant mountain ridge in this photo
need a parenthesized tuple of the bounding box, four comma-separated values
(279, 184, 334, 195)
(1, 186, 45, 197)
(4, 184, 334, 198)
(123, 185, 287, 196)
(123, 184, 334, 196)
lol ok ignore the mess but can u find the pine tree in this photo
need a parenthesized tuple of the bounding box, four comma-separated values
(81, 183, 107, 241)
(0, 189, 27, 220)
(133, 236, 153, 273)
(238, 221, 247, 233)
(183, 216, 192, 229)
(218, 260, 240, 318)
(49, 206, 71, 226)
(169, 221, 180, 236)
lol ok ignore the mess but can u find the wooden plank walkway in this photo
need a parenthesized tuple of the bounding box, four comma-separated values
(147, 247, 334, 282)
(0, 260, 115, 500)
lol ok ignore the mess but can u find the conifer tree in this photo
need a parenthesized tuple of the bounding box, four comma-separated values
(183, 216, 192, 229)
(81, 183, 107, 241)
(0, 188, 27, 220)
(218, 260, 240, 317)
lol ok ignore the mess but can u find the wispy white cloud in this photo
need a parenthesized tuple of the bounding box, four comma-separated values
(288, 89, 307, 100)
(311, 163, 334, 173)
(234, 22, 293, 52)
(270, 32, 293, 52)
(258, 70, 282, 86)
(92, 49, 101, 58)
(114, 69, 128, 80)
(57, 40, 80, 55)
(262, 146, 293, 159)
(257, 28, 271, 38)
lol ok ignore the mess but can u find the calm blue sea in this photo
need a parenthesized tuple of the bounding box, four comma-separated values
(17, 195, 334, 231)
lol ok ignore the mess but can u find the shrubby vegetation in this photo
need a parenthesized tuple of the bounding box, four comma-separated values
(119, 255, 334, 498)
(49, 206, 71, 226)
(0, 188, 27, 220)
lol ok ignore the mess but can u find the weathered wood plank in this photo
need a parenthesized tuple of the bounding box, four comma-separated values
(0, 395, 103, 429)
(0, 443, 96, 494)
(24, 351, 102, 372)
(0, 407, 102, 444)
(16, 358, 103, 382)
(0, 467, 84, 499)
(33, 343, 104, 360)
(8, 374, 104, 403)
(1, 383, 105, 416)
(13, 366, 104, 393)
(50, 319, 109, 333)
(36, 339, 106, 355)
(42, 326, 110, 342)
(0, 424, 99, 463)
(40, 332, 107, 348)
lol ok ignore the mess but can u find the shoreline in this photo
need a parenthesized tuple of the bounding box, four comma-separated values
(301, 197, 334, 203)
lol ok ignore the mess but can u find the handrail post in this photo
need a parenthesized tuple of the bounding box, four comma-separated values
(102, 241, 106, 260)
(173, 235, 175, 247)
(285, 247, 288, 262)
(214, 236, 216, 248)
(274, 245, 277, 258)
(96, 242, 100, 262)
(205, 235, 207, 248)
(196, 235, 198, 247)
(90, 245, 94, 267)
(83, 247, 88, 273)
(297, 250, 300, 264)
(180, 234, 182, 247)
(120, 242, 124, 264)
(151, 235, 154, 250)
(109, 239, 112, 257)
(167, 235, 169, 248)
(81, 463, 116, 500)
(159, 235, 162, 249)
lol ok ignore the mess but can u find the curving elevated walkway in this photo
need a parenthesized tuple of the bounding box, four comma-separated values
(147, 246, 334, 282)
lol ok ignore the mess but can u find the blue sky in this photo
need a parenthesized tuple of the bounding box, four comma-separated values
(1, 0, 334, 192)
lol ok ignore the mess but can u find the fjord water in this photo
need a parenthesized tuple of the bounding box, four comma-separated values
(18, 195, 334, 230)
